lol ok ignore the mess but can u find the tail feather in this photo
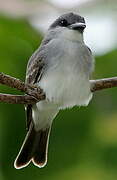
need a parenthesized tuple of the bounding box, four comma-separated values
(32, 128, 50, 167)
(14, 123, 50, 169)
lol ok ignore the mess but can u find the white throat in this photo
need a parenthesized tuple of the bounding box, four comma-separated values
(61, 28, 84, 43)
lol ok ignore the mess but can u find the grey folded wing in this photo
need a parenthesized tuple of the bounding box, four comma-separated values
(25, 48, 45, 84)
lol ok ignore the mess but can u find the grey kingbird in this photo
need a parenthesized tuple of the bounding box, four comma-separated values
(14, 12, 94, 169)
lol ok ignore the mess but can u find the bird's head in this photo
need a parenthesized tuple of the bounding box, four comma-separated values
(49, 12, 86, 42)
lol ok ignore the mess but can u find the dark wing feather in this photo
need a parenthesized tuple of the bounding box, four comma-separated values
(25, 104, 32, 131)
(25, 49, 45, 84)
(25, 46, 46, 130)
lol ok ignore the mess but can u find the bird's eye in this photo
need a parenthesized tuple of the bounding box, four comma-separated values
(60, 19, 68, 27)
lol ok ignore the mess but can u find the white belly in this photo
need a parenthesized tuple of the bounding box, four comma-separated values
(38, 66, 92, 109)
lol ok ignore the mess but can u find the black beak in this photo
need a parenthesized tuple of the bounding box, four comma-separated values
(69, 22, 86, 32)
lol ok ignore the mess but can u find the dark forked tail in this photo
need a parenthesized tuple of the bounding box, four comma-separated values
(14, 123, 50, 169)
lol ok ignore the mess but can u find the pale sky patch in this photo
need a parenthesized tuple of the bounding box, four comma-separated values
(50, 0, 92, 8)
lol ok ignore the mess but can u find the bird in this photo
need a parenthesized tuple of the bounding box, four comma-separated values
(14, 12, 94, 169)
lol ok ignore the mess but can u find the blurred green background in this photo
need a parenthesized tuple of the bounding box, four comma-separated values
(0, 0, 117, 180)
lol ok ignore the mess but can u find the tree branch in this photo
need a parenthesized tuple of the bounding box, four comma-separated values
(90, 77, 117, 92)
(0, 72, 117, 104)
(0, 72, 45, 104)
(0, 72, 27, 92)
(0, 93, 37, 104)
